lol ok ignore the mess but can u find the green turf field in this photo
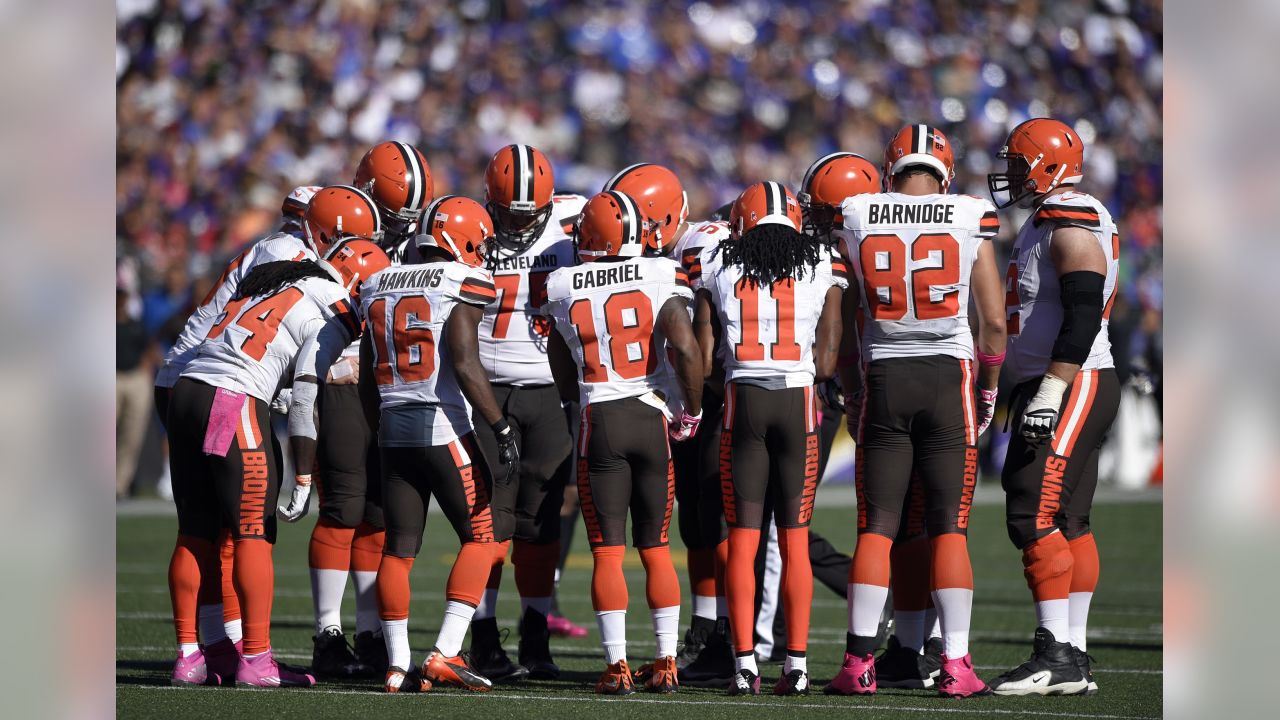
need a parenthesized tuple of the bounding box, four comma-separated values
(117, 498, 1162, 719)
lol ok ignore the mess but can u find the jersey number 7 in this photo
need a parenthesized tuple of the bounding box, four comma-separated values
(492, 272, 551, 338)
(366, 296, 435, 386)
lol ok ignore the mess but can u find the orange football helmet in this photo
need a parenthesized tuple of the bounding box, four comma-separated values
(415, 195, 495, 269)
(281, 185, 322, 223)
(798, 152, 881, 240)
(575, 191, 655, 263)
(603, 163, 688, 255)
(988, 118, 1085, 208)
(883, 124, 956, 192)
(729, 181, 802, 240)
(353, 141, 433, 245)
(320, 239, 392, 297)
(303, 185, 383, 255)
(485, 144, 555, 252)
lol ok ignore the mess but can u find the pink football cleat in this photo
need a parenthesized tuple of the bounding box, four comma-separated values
(824, 652, 876, 695)
(546, 613, 589, 639)
(171, 649, 212, 686)
(937, 654, 993, 698)
(203, 637, 240, 686)
(236, 649, 317, 688)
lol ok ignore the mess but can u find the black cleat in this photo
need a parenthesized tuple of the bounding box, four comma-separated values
(676, 616, 714, 670)
(1073, 646, 1099, 695)
(727, 668, 761, 696)
(875, 635, 941, 689)
(772, 669, 811, 696)
(679, 617, 735, 687)
(311, 626, 367, 678)
(469, 618, 529, 684)
(516, 607, 560, 680)
(989, 628, 1089, 696)
(354, 630, 389, 677)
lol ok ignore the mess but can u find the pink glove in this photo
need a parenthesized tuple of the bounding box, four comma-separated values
(976, 387, 999, 437)
(670, 410, 702, 442)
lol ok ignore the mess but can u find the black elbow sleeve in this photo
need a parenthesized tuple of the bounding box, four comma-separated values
(1051, 271, 1106, 365)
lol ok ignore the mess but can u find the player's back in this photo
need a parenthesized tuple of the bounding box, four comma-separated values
(838, 192, 998, 362)
(543, 256, 692, 407)
(183, 275, 355, 402)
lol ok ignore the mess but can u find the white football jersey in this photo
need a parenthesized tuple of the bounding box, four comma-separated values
(676, 220, 732, 293)
(542, 257, 693, 409)
(836, 192, 999, 362)
(1005, 190, 1119, 383)
(479, 194, 585, 385)
(181, 276, 357, 403)
(359, 261, 498, 444)
(704, 248, 847, 389)
(156, 231, 314, 388)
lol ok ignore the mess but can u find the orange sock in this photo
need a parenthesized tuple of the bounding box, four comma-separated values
(1068, 534, 1100, 594)
(778, 527, 812, 654)
(447, 542, 495, 606)
(350, 523, 385, 573)
(309, 518, 355, 571)
(169, 535, 217, 645)
(377, 555, 414, 621)
(218, 530, 240, 623)
(930, 533, 974, 590)
(232, 539, 275, 655)
(590, 545, 628, 612)
(1022, 533, 1074, 601)
(688, 546, 717, 598)
(485, 539, 511, 590)
(890, 534, 931, 611)
(638, 546, 681, 609)
(726, 527, 762, 653)
(850, 532, 892, 586)
(713, 538, 729, 599)
(513, 540, 559, 599)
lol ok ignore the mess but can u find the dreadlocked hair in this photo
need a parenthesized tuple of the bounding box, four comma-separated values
(233, 260, 332, 300)
(713, 223, 822, 287)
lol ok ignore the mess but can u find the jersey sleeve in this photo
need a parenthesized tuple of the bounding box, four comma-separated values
(827, 253, 850, 290)
(680, 245, 705, 290)
(455, 267, 498, 307)
(974, 197, 1000, 239)
(1034, 193, 1104, 231)
(294, 318, 352, 382)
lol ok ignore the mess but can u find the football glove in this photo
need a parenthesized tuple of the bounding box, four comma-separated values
(325, 356, 360, 385)
(493, 420, 521, 484)
(270, 388, 292, 416)
(277, 474, 312, 522)
(816, 378, 845, 413)
(669, 410, 702, 442)
(1020, 374, 1069, 442)
(976, 387, 998, 437)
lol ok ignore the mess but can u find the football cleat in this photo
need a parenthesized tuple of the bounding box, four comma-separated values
(679, 618, 735, 687)
(237, 650, 317, 688)
(595, 660, 636, 695)
(727, 668, 761, 696)
(937, 654, 993, 698)
(824, 652, 876, 695)
(1074, 646, 1100, 695)
(353, 630, 389, 676)
(311, 626, 366, 678)
(203, 637, 240, 686)
(773, 669, 811, 696)
(517, 607, 561, 680)
(633, 656, 678, 693)
(676, 616, 714, 670)
(875, 635, 941, 689)
(988, 628, 1089, 696)
(423, 650, 493, 692)
(547, 612, 589, 639)
(171, 648, 211, 686)
(469, 618, 529, 684)
(383, 665, 430, 693)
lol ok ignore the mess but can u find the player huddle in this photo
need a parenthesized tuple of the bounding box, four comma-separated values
(156, 117, 1120, 700)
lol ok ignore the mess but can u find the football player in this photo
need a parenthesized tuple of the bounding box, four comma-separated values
(827, 125, 1005, 699)
(464, 144, 585, 682)
(305, 143, 434, 679)
(985, 118, 1121, 696)
(166, 235, 389, 689)
(696, 181, 846, 696)
(603, 163, 733, 684)
(541, 191, 704, 694)
(358, 196, 519, 693)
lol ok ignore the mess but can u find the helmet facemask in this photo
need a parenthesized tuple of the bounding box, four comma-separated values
(798, 192, 838, 247)
(987, 153, 1037, 209)
(488, 200, 552, 254)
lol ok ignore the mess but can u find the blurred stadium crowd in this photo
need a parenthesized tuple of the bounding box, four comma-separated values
(115, 0, 1162, 498)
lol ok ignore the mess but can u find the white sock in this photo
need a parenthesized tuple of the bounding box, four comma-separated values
(473, 588, 500, 621)
(1069, 591, 1093, 651)
(1035, 599, 1071, 642)
(735, 652, 758, 675)
(179, 642, 200, 658)
(596, 610, 627, 664)
(651, 605, 680, 658)
(521, 596, 553, 618)
(198, 604, 227, 644)
(784, 653, 807, 673)
(353, 570, 380, 635)
(693, 594, 717, 621)
(893, 609, 926, 653)
(848, 583, 890, 638)
(310, 568, 348, 634)
(382, 618, 410, 670)
(435, 601, 475, 657)
(926, 607, 941, 639)
(716, 595, 729, 619)
(224, 618, 243, 644)
(932, 588, 973, 659)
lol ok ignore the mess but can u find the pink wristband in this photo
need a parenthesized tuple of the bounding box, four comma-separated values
(976, 349, 1005, 368)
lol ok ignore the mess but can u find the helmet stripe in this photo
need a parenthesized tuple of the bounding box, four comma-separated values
(393, 141, 425, 212)
(510, 145, 525, 204)
(917, 124, 929, 154)
(604, 163, 652, 191)
(512, 144, 535, 204)
(764, 181, 784, 217)
(611, 191, 640, 249)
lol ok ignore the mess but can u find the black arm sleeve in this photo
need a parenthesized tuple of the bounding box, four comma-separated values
(1051, 270, 1106, 365)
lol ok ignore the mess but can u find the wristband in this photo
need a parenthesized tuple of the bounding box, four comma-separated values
(491, 418, 511, 437)
(978, 387, 998, 403)
(295, 473, 312, 487)
(976, 349, 1005, 368)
